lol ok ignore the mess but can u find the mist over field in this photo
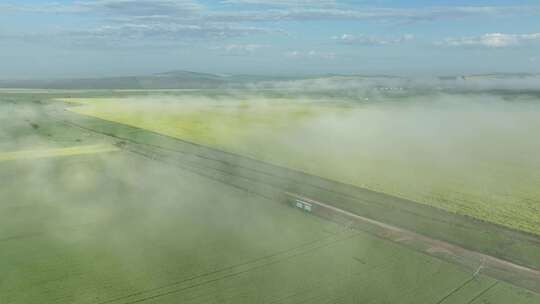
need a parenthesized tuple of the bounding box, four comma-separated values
(63, 83, 540, 233)
(1, 74, 540, 303)
(1, 100, 346, 302)
(3, 0, 540, 302)
(246, 74, 540, 94)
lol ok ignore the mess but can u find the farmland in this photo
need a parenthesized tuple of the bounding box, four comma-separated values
(65, 94, 540, 236)
(0, 144, 118, 162)
(4, 0, 540, 302)
(1, 90, 539, 303)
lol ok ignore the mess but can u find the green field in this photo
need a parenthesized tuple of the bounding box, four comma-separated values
(65, 94, 540, 235)
(0, 144, 118, 162)
(1, 91, 539, 303)
(1, 148, 538, 304)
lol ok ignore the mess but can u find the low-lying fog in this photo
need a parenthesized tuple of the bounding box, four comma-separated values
(65, 84, 540, 234)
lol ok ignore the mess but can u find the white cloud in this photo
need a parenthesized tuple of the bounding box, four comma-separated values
(207, 6, 540, 23)
(0, 0, 279, 46)
(211, 44, 270, 56)
(0, 0, 202, 15)
(221, 0, 337, 7)
(286, 50, 336, 60)
(4, 2, 540, 22)
(2, 23, 274, 49)
(4, 1, 540, 51)
(441, 33, 540, 48)
(67, 23, 273, 42)
(79, 0, 202, 16)
(333, 33, 414, 46)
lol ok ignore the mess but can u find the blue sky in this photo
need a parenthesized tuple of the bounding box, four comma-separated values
(1, 0, 540, 78)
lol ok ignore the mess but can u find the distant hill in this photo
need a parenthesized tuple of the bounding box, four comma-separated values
(1, 71, 539, 92)
(0, 70, 317, 90)
(0, 70, 403, 90)
(0, 71, 231, 90)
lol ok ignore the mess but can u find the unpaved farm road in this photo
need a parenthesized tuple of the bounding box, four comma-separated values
(289, 193, 540, 294)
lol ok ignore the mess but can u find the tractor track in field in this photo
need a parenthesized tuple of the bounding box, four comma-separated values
(465, 281, 499, 304)
(94, 233, 360, 304)
(434, 277, 477, 304)
(54, 110, 540, 295)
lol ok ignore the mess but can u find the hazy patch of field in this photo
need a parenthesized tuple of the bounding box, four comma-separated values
(0, 144, 119, 162)
(66, 94, 540, 235)
(1, 151, 538, 303)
